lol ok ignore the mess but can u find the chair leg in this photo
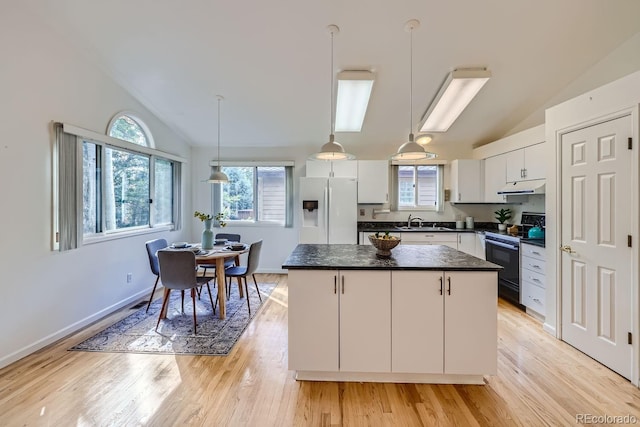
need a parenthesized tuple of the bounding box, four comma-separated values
(244, 276, 251, 315)
(146, 275, 160, 312)
(181, 290, 185, 313)
(226, 276, 232, 299)
(191, 288, 197, 335)
(155, 288, 171, 332)
(206, 283, 216, 315)
(252, 274, 262, 302)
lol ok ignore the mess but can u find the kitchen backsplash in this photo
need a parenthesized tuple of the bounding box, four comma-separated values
(358, 194, 545, 226)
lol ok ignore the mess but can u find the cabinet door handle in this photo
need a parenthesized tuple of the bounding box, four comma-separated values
(458, 234, 461, 244)
(341, 275, 345, 294)
(532, 251, 541, 256)
(533, 298, 541, 304)
(334, 275, 337, 294)
(458, 192, 462, 201)
(531, 264, 541, 269)
(439, 276, 443, 295)
(447, 277, 451, 295)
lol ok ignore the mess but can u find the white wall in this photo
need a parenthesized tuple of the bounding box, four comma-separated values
(0, 4, 193, 368)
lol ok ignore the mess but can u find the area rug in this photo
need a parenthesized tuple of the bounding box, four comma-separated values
(70, 281, 276, 356)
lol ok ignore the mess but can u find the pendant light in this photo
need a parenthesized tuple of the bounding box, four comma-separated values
(391, 20, 436, 161)
(207, 95, 229, 183)
(309, 24, 355, 161)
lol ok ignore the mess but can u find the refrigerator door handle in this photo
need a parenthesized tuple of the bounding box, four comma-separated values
(325, 185, 330, 243)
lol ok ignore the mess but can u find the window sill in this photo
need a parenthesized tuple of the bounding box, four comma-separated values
(82, 225, 174, 245)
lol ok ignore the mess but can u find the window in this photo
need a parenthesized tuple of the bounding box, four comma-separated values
(107, 112, 154, 148)
(394, 164, 443, 211)
(54, 122, 183, 250)
(82, 141, 177, 236)
(214, 164, 293, 226)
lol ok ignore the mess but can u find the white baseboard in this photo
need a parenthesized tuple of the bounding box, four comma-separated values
(543, 322, 557, 337)
(0, 287, 151, 369)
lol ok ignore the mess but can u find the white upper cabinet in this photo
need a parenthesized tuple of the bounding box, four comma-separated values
(306, 160, 358, 178)
(450, 159, 483, 203)
(505, 143, 546, 182)
(357, 160, 389, 204)
(483, 154, 508, 203)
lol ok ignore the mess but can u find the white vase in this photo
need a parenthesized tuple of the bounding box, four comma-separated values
(498, 223, 507, 231)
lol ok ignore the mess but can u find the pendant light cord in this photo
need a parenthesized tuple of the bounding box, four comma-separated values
(409, 24, 413, 137)
(330, 28, 335, 137)
(217, 96, 221, 169)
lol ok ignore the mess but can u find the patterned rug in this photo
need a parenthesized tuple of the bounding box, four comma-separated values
(70, 281, 276, 356)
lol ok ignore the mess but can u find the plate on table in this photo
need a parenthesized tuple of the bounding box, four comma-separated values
(227, 243, 246, 251)
(214, 239, 228, 245)
(170, 242, 192, 249)
(195, 250, 209, 256)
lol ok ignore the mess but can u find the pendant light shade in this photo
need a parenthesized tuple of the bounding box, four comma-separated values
(391, 19, 436, 161)
(208, 95, 228, 183)
(309, 24, 355, 161)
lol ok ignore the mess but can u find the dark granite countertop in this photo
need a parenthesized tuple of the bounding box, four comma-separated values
(282, 244, 502, 271)
(520, 238, 546, 248)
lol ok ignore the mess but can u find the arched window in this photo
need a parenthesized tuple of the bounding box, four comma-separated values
(107, 112, 155, 148)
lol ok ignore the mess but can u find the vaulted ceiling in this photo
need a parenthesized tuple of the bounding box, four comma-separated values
(23, 0, 640, 155)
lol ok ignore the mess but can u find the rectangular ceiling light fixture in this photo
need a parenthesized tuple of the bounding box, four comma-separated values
(335, 70, 375, 132)
(419, 68, 491, 133)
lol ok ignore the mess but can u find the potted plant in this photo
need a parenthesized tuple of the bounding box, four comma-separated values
(494, 208, 512, 231)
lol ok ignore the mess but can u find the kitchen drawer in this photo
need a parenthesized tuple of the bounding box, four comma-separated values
(521, 255, 546, 275)
(521, 269, 545, 289)
(521, 280, 545, 315)
(521, 243, 545, 261)
(401, 232, 457, 243)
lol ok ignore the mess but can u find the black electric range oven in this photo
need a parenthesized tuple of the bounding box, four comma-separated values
(485, 212, 545, 308)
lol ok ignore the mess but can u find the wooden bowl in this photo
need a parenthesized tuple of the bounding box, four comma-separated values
(368, 235, 401, 257)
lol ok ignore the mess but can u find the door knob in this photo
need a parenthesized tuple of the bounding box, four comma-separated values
(560, 245, 576, 254)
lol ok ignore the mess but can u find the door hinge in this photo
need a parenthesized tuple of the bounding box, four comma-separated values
(629, 332, 633, 345)
(628, 235, 632, 248)
(628, 137, 633, 150)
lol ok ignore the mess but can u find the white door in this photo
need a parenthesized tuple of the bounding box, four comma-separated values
(560, 115, 633, 379)
(339, 270, 391, 372)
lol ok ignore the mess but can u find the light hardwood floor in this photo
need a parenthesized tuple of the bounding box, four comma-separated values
(1, 273, 640, 426)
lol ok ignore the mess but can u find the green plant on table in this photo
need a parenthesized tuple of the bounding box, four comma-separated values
(494, 208, 512, 224)
(194, 211, 212, 221)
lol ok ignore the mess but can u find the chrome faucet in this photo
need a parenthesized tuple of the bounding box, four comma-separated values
(407, 214, 424, 228)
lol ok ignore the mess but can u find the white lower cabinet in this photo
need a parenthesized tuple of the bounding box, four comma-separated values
(392, 271, 497, 375)
(401, 232, 458, 249)
(340, 270, 391, 372)
(456, 233, 476, 256)
(520, 243, 546, 316)
(289, 268, 498, 380)
(288, 269, 391, 373)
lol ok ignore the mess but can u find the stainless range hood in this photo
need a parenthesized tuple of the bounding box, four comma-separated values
(498, 179, 545, 195)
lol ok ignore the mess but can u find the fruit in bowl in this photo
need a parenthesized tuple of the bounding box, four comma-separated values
(368, 232, 401, 257)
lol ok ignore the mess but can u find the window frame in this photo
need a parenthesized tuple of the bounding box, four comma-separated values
(212, 161, 294, 228)
(392, 163, 445, 212)
(54, 122, 185, 249)
(107, 111, 155, 148)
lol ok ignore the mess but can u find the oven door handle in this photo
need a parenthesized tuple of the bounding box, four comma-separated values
(485, 239, 519, 251)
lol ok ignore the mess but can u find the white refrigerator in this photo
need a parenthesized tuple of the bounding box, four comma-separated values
(299, 177, 358, 244)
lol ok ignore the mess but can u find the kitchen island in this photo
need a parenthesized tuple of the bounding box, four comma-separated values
(282, 244, 502, 384)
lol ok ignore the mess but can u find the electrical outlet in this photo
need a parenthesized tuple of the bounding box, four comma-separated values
(359, 208, 365, 216)
(126, 273, 132, 283)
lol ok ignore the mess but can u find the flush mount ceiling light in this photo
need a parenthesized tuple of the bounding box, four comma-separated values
(391, 19, 436, 161)
(334, 70, 375, 132)
(309, 24, 355, 161)
(207, 95, 229, 183)
(419, 68, 491, 132)
(415, 133, 433, 145)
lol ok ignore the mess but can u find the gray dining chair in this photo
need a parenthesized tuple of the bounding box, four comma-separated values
(145, 238, 168, 312)
(225, 240, 263, 314)
(156, 250, 215, 334)
(199, 233, 242, 280)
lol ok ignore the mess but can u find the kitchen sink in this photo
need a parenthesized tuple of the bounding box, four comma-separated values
(395, 226, 452, 231)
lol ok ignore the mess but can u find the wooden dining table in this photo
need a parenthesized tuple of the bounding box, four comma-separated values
(195, 245, 248, 319)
